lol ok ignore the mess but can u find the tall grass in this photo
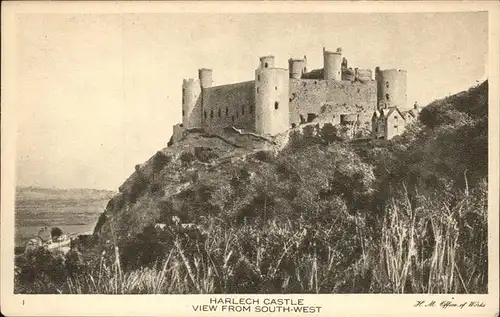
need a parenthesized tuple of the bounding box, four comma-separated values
(369, 183, 487, 293)
(16, 181, 487, 294)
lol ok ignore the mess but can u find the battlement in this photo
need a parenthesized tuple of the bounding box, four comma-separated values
(183, 78, 200, 86)
(259, 56, 275, 69)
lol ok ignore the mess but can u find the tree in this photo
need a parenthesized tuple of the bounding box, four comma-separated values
(51, 227, 63, 239)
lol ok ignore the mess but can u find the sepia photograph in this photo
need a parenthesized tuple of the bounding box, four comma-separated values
(1, 1, 499, 316)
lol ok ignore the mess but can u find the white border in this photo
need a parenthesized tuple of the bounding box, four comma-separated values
(1, 1, 499, 316)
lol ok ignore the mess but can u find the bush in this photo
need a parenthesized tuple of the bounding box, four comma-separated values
(180, 151, 196, 166)
(252, 150, 274, 162)
(51, 227, 63, 239)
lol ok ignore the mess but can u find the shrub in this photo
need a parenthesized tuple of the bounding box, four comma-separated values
(194, 147, 220, 163)
(51, 227, 63, 239)
(180, 151, 196, 166)
(252, 150, 274, 163)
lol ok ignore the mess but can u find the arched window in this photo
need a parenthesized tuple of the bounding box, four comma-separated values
(265, 62, 268, 68)
(182, 110, 185, 117)
(275, 102, 279, 110)
(386, 81, 389, 88)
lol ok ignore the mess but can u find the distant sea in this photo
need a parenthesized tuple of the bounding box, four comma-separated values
(15, 188, 115, 247)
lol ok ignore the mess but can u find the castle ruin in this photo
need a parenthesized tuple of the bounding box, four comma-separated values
(172, 47, 419, 142)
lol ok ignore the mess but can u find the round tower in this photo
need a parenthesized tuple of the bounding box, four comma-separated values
(323, 47, 342, 81)
(198, 68, 213, 88)
(182, 78, 202, 128)
(259, 56, 275, 69)
(255, 57, 290, 135)
(375, 68, 408, 109)
(288, 57, 307, 79)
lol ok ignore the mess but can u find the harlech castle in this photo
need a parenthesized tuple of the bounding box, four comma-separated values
(172, 47, 421, 141)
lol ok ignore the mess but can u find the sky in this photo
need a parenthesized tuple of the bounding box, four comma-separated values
(14, 12, 488, 190)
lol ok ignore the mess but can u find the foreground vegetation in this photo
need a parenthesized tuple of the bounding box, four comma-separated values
(15, 81, 488, 294)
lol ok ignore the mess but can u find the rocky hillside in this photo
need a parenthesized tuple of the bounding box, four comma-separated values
(94, 127, 286, 239)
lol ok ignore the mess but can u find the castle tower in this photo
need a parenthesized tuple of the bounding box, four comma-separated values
(375, 67, 408, 109)
(255, 57, 290, 135)
(259, 56, 275, 69)
(198, 68, 213, 88)
(323, 47, 342, 81)
(182, 78, 202, 128)
(288, 55, 307, 79)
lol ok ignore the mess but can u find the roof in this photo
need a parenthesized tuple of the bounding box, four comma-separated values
(373, 107, 405, 120)
(402, 109, 417, 118)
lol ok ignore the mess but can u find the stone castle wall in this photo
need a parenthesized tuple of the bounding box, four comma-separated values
(289, 79, 377, 127)
(201, 81, 255, 131)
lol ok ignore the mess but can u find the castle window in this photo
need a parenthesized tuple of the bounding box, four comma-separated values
(242, 106, 245, 115)
(394, 116, 398, 120)
(257, 75, 260, 81)
(265, 62, 268, 68)
(182, 110, 185, 117)
(274, 102, 279, 110)
(204, 111, 207, 120)
(226, 107, 229, 116)
(386, 93, 390, 101)
(250, 104, 254, 114)
(386, 81, 389, 88)
(218, 109, 221, 117)
(275, 86, 277, 90)
(210, 110, 214, 119)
